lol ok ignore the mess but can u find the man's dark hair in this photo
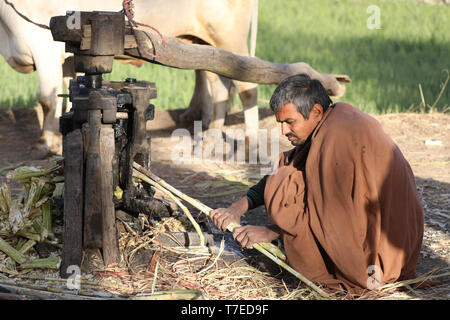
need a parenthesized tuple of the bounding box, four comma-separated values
(269, 74, 333, 118)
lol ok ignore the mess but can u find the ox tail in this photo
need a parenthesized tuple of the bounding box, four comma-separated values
(249, 0, 258, 57)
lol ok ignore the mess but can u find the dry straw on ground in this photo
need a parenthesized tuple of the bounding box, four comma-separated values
(0, 163, 448, 300)
(0, 209, 448, 300)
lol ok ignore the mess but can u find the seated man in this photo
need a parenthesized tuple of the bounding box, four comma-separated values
(210, 74, 424, 293)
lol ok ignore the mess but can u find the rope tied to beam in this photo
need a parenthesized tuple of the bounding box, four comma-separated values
(3, 0, 50, 30)
(122, 0, 167, 59)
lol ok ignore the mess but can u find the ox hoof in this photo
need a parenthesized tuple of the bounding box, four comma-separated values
(31, 142, 52, 159)
(33, 140, 49, 151)
(33, 141, 62, 157)
(40, 131, 63, 156)
(47, 143, 63, 156)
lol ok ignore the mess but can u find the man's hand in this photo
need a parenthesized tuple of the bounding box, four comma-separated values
(210, 197, 249, 232)
(233, 225, 281, 249)
(210, 207, 242, 232)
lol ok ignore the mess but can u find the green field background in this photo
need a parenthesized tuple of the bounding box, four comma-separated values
(0, 0, 448, 113)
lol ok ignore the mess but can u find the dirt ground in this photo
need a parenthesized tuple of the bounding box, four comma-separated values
(0, 106, 448, 298)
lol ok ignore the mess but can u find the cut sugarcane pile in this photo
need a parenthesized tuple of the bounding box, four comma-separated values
(0, 160, 63, 274)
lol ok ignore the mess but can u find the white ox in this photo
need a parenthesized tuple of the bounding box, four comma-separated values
(0, 0, 259, 154)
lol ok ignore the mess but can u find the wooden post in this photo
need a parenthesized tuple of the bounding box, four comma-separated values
(60, 129, 84, 278)
(83, 110, 103, 249)
(100, 125, 119, 265)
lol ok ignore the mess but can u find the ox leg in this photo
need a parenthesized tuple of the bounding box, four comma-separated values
(62, 55, 76, 114)
(231, 80, 259, 162)
(206, 72, 232, 130)
(198, 72, 231, 162)
(179, 70, 212, 128)
(34, 53, 64, 155)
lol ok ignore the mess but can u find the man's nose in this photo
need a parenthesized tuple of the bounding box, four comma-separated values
(281, 122, 290, 135)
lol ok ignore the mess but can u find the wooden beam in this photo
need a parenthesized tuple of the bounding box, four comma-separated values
(124, 29, 350, 98)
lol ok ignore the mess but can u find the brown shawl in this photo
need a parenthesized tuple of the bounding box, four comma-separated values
(264, 103, 424, 293)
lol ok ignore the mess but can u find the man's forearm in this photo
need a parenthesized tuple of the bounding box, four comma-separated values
(267, 224, 282, 238)
(246, 175, 268, 210)
(228, 196, 250, 218)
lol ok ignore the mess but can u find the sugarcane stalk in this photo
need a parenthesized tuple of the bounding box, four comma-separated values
(0, 237, 27, 264)
(4, 239, 37, 269)
(15, 238, 27, 251)
(133, 163, 210, 211)
(35, 196, 50, 208)
(31, 179, 47, 207)
(15, 274, 107, 288)
(132, 289, 204, 300)
(5, 255, 16, 271)
(18, 240, 36, 255)
(0, 162, 24, 176)
(42, 239, 62, 249)
(7, 169, 43, 182)
(0, 229, 41, 243)
(1, 275, 202, 300)
(254, 243, 329, 299)
(15, 231, 41, 242)
(133, 162, 286, 261)
(379, 271, 450, 291)
(52, 176, 64, 183)
(0, 279, 125, 299)
(41, 201, 52, 235)
(223, 221, 289, 261)
(132, 169, 205, 246)
(0, 283, 104, 300)
(32, 219, 48, 241)
(132, 163, 330, 299)
(0, 292, 28, 300)
(0, 280, 202, 300)
(23, 181, 38, 218)
(0, 183, 11, 214)
(7, 165, 62, 182)
(20, 257, 60, 270)
(14, 274, 134, 292)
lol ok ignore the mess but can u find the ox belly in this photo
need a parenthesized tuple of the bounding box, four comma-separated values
(0, 0, 259, 156)
(0, 19, 35, 73)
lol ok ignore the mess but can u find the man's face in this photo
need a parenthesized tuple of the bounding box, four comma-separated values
(275, 102, 324, 146)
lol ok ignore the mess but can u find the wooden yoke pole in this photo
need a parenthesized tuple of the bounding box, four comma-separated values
(124, 29, 350, 98)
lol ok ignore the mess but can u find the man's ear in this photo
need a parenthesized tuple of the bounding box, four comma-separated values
(311, 104, 324, 120)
